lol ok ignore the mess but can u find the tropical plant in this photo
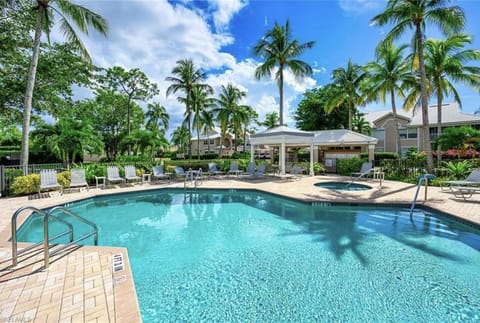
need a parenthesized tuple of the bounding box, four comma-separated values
(442, 160, 473, 180)
(241, 106, 258, 153)
(295, 86, 349, 131)
(435, 126, 480, 151)
(372, 0, 466, 172)
(171, 126, 189, 155)
(96, 66, 159, 154)
(351, 112, 372, 135)
(18, 0, 108, 169)
(189, 86, 214, 159)
(214, 84, 249, 155)
(145, 102, 169, 133)
(166, 59, 212, 159)
(253, 20, 315, 125)
(200, 110, 215, 153)
(424, 34, 480, 163)
(325, 60, 367, 130)
(365, 41, 411, 154)
(261, 111, 281, 129)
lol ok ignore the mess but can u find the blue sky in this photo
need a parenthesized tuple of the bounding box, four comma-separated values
(72, 0, 480, 137)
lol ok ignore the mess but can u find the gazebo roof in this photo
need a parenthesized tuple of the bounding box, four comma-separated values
(250, 126, 314, 145)
(313, 129, 377, 146)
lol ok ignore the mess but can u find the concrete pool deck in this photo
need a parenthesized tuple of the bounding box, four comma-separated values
(0, 174, 479, 322)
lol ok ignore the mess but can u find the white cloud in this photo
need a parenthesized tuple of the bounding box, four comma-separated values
(208, 0, 248, 31)
(338, 0, 385, 14)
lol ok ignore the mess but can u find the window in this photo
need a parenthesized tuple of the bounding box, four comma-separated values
(374, 129, 385, 140)
(429, 127, 438, 140)
(203, 140, 208, 145)
(399, 129, 407, 139)
(400, 128, 417, 139)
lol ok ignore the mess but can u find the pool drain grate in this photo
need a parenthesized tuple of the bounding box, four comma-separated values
(112, 253, 124, 272)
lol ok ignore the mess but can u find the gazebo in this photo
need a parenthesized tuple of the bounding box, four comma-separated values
(249, 126, 315, 176)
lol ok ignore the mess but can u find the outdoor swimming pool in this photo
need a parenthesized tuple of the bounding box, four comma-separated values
(314, 181, 372, 191)
(17, 189, 480, 321)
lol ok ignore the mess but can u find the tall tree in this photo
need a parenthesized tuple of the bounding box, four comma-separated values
(372, 0, 466, 172)
(171, 126, 189, 155)
(166, 59, 212, 159)
(365, 41, 411, 155)
(97, 66, 159, 154)
(145, 102, 169, 133)
(253, 20, 315, 125)
(325, 60, 367, 130)
(188, 86, 214, 159)
(214, 84, 248, 156)
(18, 0, 108, 169)
(200, 109, 215, 154)
(261, 111, 281, 129)
(241, 106, 258, 153)
(295, 86, 349, 131)
(424, 34, 480, 163)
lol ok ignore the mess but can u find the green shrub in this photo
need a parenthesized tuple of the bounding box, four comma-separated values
(57, 171, 70, 188)
(11, 174, 40, 196)
(336, 157, 365, 176)
(441, 160, 473, 180)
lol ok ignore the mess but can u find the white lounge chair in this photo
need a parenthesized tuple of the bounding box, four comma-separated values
(174, 166, 187, 180)
(228, 162, 242, 177)
(351, 162, 373, 180)
(69, 168, 89, 192)
(152, 166, 171, 182)
(124, 165, 141, 184)
(440, 169, 480, 191)
(280, 165, 303, 181)
(39, 170, 63, 195)
(107, 166, 125, 185)
(451, 186, 480, 200)
(255, 164, 266, 177)
(208, 162, 225, 177)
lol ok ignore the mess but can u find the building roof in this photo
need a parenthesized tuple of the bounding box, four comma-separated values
(250, 125, 314, 145)
(364, 102, 480, 128)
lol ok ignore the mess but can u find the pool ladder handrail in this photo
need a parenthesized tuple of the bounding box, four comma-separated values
(409, 174, 436, 218)
(184, 168, 202, 189)
(11, 205, 98, 268)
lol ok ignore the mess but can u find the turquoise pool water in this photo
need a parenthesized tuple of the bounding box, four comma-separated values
(314, 181, 372, 191)
(17, 189, 480, 322)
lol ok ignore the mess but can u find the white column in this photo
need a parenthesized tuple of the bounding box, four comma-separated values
(368, 144, 375, 163)
(281, 142, 286, 175)
(309, 144, 314, 176)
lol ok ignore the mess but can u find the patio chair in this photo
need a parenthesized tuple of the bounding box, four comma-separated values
(244, 162, 256, 176)
(39, 170, 63, 195)
(228, 162, 241, 177)
(124, 165, 141, 184)
(440, 169, 480, 191)
(451, 186, 480, 200)
(69, 168, 89, 192)
(255, 164, 266, 177)
(152, 166, 171, 182)
(174, 166, 187, 180)
(107, 166, 125, 185)
(280, 165, 303, 181)
(351, 162, 373, 180)
(208, 162, 225, 177)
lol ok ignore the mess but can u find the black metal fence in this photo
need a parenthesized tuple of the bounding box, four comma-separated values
(0, 163, 64, 196)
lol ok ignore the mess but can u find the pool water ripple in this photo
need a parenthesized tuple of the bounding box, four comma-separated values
(17, 189, 480, 322)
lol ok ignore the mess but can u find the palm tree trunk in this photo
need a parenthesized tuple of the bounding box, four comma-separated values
(243, 125, 247, 154)
(436, 87, 443, 166)
(197, 124, 201, 160)
(20, 7, 44, 173)
(348, 103, 353, 131)
(279, 66, 284, 125)
(390, 89, 402, 156)
(416, 24, 434, 172)
(127, 96, 132, 155)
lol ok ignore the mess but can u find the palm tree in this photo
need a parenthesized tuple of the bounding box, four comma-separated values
(145, 102, 169, 133)
(372, 0, 466, 172)
(19, 0, 108, 170)
(325, 60, 367, 131)
(352, 112, 372, 135)
(165, 59, 212, 159)
(171, 126, 189, 155)
(241, 106, 258, 153)
(189, 86, 214, 159)
(200, 109, 215, 154)
(253, 20, 315, 125)
(214, 84, 248, 156)
(365, 41, 411, 155)
(261, 111, 280, 129)
(424, 34, 480, 163)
